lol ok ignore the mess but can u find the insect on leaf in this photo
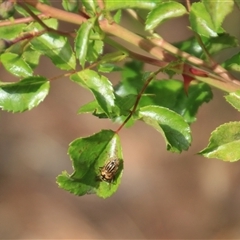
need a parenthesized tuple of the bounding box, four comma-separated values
(56, 130, 124, 198)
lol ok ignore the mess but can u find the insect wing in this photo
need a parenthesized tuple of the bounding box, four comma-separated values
(105, 159, 119, 173)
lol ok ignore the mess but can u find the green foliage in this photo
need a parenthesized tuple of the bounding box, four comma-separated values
(0, 0, 240, 198)
(0, 23, 26, 39)
(31, 32, 76, 70)
(189, 2, 222, 37)
(176, 34, 238, 60)
(138, 105, 192, 153)
(202, 0, 234, 31)
(225, 91, 240, 112)
(75, 19, 95, 68)
(1, 52, 33, 77)
(57, 130, 123, 198)
(62, 0, 79, 13)
(81, 0, 97, 17)
(145, 2, 187, 30)
(104, 0, 158, 11)
(139, 80, 213, 124)
(0, 76, 50, 112)
(222, 53, 240, 72)
(199, 122, 240, 162)
(71, 69, 119, 118)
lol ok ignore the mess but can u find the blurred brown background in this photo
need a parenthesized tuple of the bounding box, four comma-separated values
(1, 3, 240, 239)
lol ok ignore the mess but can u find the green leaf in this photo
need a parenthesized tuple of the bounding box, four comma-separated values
(115, 94, 136, 116)
(85, 39, 103, 63)
(174, 36, 203, 58)
(139, 105, 191, 153)
(71, 69, 118, 117)
(222, 52, 240, 72)
(199, 122, 240, 162)
(189, 2, 219, 37)
(57, 171, 90, 196)
(204, 33, 238, 56)
(98, 63, 123, 73)
(40, 0, 51, 4)
(113, 9, 122, 24)
(225, 90, 240, 112)
(22, 46, 41, 69)
(145, 2, 187, 30)
(78, 93, 136, 118)
(99, 51, 127, 66)
(26, 18, 58, 31)
(81, 0, 97, 16)
(75, 19, 95, 68)
(0, 23, 26, 39)
(0, 76, 50, 112)
(30, 32, 76, 70)
(202, 0, 234, 31)
(1, 52, 33, 77)
(139, 80, 213, 124)
(113, 115, 136, 128)
(175, 34, 238, 60)
(15, 4, 39, 17)
(78, 100, 108, 119)
(104, 0, 159, 11)
(62, 0, 79, 12)
(115, 60, 145, 96)
(56, 130, 124, 198)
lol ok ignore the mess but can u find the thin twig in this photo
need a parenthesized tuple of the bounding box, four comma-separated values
(18, 2, 73, 37)
(11, 29, 46, 44)
(115, 68, 163, 133)
(185, 0, 191, 12)
(0, 13, 48, 27)
(193, 32, 215, 66)
(18, 0, 240, 92)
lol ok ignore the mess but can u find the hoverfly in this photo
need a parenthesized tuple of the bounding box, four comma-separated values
(99, 158, 120, 183)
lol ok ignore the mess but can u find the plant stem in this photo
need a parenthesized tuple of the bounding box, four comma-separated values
(21, 0, 240, 92)
(0, 13, 48, 27)
(115, 68, 163, 133)
(22, 0, 87, 25)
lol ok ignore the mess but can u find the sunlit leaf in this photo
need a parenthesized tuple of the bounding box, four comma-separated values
(139, 105, 192, 152)
(0, 76, 49, 112)
(85, 39, 103, 63)
(75, 19, 95, 68)
(71, 69, 118, 117)
(189, 2, 220, 37)
(222, 52, 240, 72)
(0, 23, 26, 39)
(31, 32, 76, 70)
(98, 63, 123, 73)
(78, 100, 108, 119)
(203, 0, 234, 31)
(104, 0, 159, 11)
(1, 52, 33, 77)
(56, 130, 124, 198)
(62, 0, 79, 12)
(146, 2, 187, 30)
(81, 0, 97, 16)
(22, 46, 41, 69)
(113, 9, 122, 24)
(225, 90, 240, 112)
(199, 122, 240, 162)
